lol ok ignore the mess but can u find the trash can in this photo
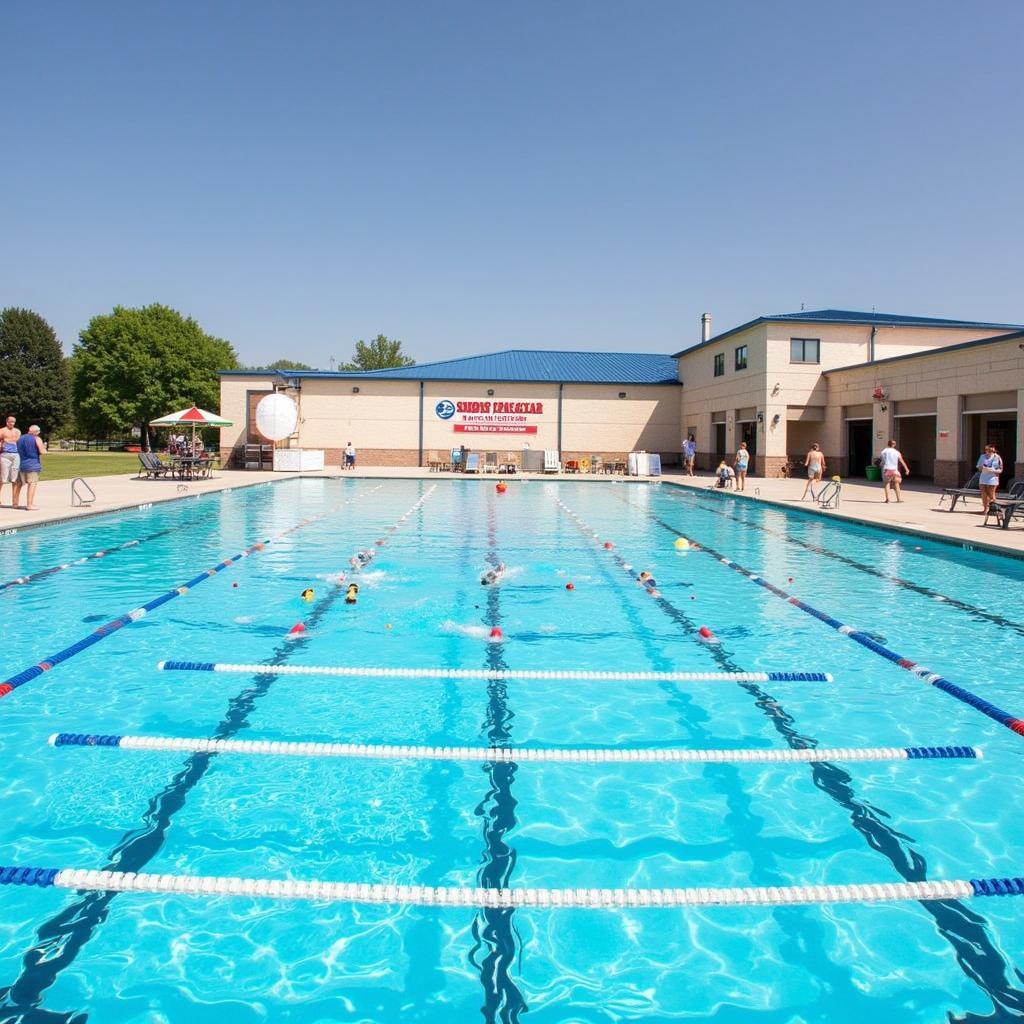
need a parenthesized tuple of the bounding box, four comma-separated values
(865, 465, 881, 482)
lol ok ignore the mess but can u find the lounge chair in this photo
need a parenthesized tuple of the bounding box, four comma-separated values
(983, 479, 1024, 530)
(464, 452, 480, 473)
(939, 471, 981, 512)
(136, 452, 172, 479)
(543, 450, 561, 473)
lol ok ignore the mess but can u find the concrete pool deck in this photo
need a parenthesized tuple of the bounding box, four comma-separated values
(1, 466, 1022, 556)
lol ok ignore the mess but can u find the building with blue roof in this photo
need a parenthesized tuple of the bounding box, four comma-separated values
(218, 307, 1023, 482)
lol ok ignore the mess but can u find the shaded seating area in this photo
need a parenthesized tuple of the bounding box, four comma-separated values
(938, 471, 981, 511)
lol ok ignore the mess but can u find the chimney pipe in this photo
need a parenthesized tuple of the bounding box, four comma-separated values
(701, 312, 712, 342)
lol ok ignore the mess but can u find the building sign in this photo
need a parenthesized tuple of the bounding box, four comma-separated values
(435, 399, 543, 434)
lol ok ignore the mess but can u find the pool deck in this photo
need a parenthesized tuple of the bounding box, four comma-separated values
(1, 467, 1022, 555)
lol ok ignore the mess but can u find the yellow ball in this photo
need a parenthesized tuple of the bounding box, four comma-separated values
(674, 538, 690, 551)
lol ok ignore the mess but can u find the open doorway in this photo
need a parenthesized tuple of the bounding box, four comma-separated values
(846, 420, 872, 477)
(738, 419, 758, 470)
(895, 416, 937, 480)
(965, 415, 1017, 489)
(713, 422, 726, 463)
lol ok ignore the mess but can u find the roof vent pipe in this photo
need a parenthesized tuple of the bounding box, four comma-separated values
(701, 312, 712, 342)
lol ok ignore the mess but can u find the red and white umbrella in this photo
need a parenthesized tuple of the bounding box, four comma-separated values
(149, 406, 233, 450)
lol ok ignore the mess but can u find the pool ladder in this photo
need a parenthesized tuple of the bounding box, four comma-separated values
(71, 478, 96, 508)
(817, 479, 841, 509)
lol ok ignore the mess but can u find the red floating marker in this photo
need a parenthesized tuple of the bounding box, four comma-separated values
(375, 539, 385, 546)
(565, 582, 575, 591)
(787, 577, 794, 583)
(496, 482, 507, 493)
(489, 626, 503, 639)
(288, 623, 306, 635)
(698, 626, 715, 641)
(603, 541, 614, 550)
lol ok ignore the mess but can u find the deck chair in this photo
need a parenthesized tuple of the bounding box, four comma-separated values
(464, 452, 480, 473)
(939, 471, 981, 512)
(543, 450, 561, 473)
(136, 452, 171, 479)
(983, 479, 1024, 530)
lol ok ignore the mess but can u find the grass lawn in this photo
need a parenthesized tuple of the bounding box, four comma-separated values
(41, 451, 141, 481)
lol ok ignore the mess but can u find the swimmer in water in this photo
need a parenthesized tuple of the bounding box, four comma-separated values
(638, 571, 658, 589)
(345, 582, 359, 604)
(350, 549, 374, 571)
(480, 561, 507, 586)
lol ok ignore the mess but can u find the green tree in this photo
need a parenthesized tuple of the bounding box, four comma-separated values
(0, 308, 72, 433)
(255, 359, 315, 371)
(339, 334, 414, 371)
(72, 303, 239, 448)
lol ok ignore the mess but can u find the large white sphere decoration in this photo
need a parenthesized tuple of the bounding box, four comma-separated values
(255, 393, 298, 442)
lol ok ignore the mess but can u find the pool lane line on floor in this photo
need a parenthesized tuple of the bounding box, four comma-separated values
(156, 663, 833, 683)
(0, 483, 430, 1020)
(0, 525, 180, 592)
(469, 488, 527, 1024)
(0, 487, 380, 701)
(3, 864, 1024, 908)
(666, 486, 1024, 639)
(614, 490, 1024, 740)
(49, 734, 982, 765)
(552, 492, 1024, 1016)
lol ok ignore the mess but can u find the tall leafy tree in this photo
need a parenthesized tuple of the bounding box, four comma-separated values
(339, 334, 414, 371)
(72, 304, 239, 447)
(0, 308, 72, 433)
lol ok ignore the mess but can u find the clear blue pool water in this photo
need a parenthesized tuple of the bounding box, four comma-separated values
(1, 477, 1023, 1024)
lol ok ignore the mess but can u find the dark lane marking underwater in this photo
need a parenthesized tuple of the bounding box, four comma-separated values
(598, 487, 1024, 1022)
(468, 491, 528, 1024)
(0, 487, 422, 1024)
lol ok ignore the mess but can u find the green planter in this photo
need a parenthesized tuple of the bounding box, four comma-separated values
(865, 465, 881, 482)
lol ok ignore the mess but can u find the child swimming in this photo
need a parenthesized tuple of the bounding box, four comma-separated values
(480, 561, 507, 586)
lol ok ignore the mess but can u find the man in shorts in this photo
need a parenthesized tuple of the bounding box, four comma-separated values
(13, 425, 45, 510)
(0, 415, 21, 507)
(344, 441, 356, 470)
(879, 439, 910, 503)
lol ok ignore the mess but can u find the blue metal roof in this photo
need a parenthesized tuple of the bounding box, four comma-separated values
(673, 309, 1024, 356)
(226, 349, 680, 385)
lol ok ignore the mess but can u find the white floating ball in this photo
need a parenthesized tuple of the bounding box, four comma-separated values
(255, 393, 298, 442)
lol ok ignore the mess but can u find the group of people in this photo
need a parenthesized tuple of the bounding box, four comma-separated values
(166, 433, 205, 458)
(687, 432, 1007, 507)
(0, 415, 46, 510)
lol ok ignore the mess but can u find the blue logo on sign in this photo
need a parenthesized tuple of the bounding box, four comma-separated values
(435, 400, 456, 420)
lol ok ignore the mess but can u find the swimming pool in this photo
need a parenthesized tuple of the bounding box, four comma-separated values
(1, 477, 1023, 1023)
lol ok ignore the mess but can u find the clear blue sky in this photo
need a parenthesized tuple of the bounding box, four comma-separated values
(2, 0, 1022, 366)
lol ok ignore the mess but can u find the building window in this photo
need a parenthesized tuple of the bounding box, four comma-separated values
(713, 353, 724, 377)
(790, 338, 820, 364)
(734, 345, 748, 371)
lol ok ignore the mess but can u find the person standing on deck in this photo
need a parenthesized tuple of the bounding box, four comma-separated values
(801, 443, 825, 500)
(682, 434, 697, 476)
(13, 426, 45, 510)
(734, 441, 749, 491)
(977, 444, 1003, 513)
(879, 440, 910, 503)
(0, 415, 21, 507)
(344, 441, 356, 470)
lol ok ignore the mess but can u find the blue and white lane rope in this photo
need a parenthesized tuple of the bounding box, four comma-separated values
(0, 490, 379, 701)
(49, 733, 979, 764)
(1, 865, 1022, 907)
(155, 662, 833, 683)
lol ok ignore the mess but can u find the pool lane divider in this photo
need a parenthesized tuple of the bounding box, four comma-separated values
(48, 733, 980, 765)
(0, 526, 178, 592)
(155, 662, 833, 684)
(627, 502, 1024, 739)
(0, 494, 371, 701)
(1, 865, 1022, 908)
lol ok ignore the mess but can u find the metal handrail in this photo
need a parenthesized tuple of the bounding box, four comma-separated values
(71, 478, 96, 507)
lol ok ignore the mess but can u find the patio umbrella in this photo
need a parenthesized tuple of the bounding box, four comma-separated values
(148, 406, 233, 453)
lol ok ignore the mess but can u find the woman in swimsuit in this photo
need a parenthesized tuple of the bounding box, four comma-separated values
(802, 443, 826, 500)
